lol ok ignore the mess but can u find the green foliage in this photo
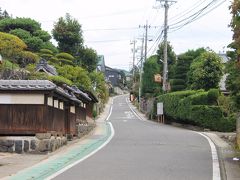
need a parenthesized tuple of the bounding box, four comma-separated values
(157, 41, 176, 79)
(48, 76, 73, 86)
(9, 28, 31, 40)
(0, 17, 41, 33)
(55, 52, 75, 65)
(52, 13, 83, 55)
(188, 51, 223, 90)
(89, 71, 109, 103)
(24, 36, 44, 52)
(142, 55, 161, 96)
(157, 90, 235, 132)
(57, 65, 91, 90)
(0, 8, 10, 20)
(207, 89, 220, 104)
(0, 32, 27, 58)
(0, 60, 19, 70)
(77, 47, 98, 72)
(56, 52, 74, 61)
(16, 51, 39, 67)
(33, 30, 51, 42)
(41, 42, 58, 53)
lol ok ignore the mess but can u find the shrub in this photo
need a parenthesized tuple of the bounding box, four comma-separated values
(157, 89, 235, 132)
(0, 32, 27, 58)
(56, 53, 74, 61)
(48, 76, 73, 86)
(207, 89, 220, 105)
(39, 49, 54, 55)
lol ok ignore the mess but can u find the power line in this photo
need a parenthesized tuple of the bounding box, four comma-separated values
(83, 27, 139, 32)
(169, 0, 226, 32)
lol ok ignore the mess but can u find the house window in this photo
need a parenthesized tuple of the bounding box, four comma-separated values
(47, 97, 53, 106)
(109, 75, 114, 78)
(59, 102, 64, 110)
(83, 103, 86, 108)
(70, 106, 75, 113)
(54, 100, 59, 108)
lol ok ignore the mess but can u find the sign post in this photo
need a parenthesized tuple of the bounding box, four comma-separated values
(157, 102, 164, 123)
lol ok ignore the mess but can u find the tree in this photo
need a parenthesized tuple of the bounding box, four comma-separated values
(89, 71, 109, 103)
(142, 55, 161, 96)
(188, 51, 223, 90)
(0, 18, 41, 33)
(57, 65, 91, 90)
(0, 32, 27, 58)
(0, 18, 55, 52)
(171, 48, 206, 91)
(55, 52, 75, 66)
(0, 8, 10, 20)
(77, 47, 98, 72)
(157, 41, 176, 79)
(52, 13, 84, 55)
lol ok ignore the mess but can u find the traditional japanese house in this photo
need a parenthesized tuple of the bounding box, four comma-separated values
(0, 80, 97, 136)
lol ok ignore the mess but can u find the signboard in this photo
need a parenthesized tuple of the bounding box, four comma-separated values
(154, 74, 162, 83)
(157, 102, 163, 115)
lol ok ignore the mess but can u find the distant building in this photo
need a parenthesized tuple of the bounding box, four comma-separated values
(97, 55, 106, 73)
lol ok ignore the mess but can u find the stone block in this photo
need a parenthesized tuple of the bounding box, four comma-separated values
(62, 137, 67, 145)
(36, 133, 51, 140)
(0, 140, 14, 147)
(30, 140, 37, 150)
(24, 140, 29, 152)
(37, 139, 50, 152)
(49, 138, 57, 152)
(0, 145, 8, 152)
(15, 140, 23, 154)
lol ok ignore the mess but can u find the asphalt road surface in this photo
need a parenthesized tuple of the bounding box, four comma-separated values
(54, 95, 213, 180)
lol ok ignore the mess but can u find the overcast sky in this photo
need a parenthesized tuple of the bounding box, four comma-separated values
(1, 0, 233, 70)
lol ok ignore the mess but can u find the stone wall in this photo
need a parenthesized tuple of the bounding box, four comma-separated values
(77, 123, 96, 138)
(0, 134, 67, 154)
(237, 114, 240, 149)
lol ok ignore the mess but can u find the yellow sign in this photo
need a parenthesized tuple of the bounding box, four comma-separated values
(154, 74, 162, 83)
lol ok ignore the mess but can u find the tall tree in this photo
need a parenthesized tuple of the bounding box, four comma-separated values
(142, 55, 161, 96)
(171, 48, 206, 91)
(188, 51, 223, 90)
(77, 47, 98, 72)
(157, 41, 176, 79)
(52, 13, 83, 56)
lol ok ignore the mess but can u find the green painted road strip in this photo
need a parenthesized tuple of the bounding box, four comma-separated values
(9, 122, 113, 180)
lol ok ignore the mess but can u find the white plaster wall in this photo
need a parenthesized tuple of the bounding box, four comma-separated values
(0, 94, 44, 104)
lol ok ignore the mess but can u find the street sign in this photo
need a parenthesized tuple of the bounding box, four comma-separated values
(154, 74, 162, 83)
(157, 102, 163, 115)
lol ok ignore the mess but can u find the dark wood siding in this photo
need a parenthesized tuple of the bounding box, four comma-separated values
(76, 106, 86, 123)
(0, 104, 67, 135)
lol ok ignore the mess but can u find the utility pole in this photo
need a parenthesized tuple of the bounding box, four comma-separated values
(139, 34, 145, 111)
(130, 39, 137, 83)
(157, 0, 176, 92)
(139, 21, 151, 62)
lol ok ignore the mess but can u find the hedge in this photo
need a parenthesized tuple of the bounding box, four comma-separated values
(157, 90, 235, 132)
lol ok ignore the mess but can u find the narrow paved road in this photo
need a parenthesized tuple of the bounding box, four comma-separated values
(54, 95, 213, 180)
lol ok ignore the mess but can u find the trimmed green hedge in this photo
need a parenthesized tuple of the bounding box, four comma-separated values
(157, 90, 235, 132)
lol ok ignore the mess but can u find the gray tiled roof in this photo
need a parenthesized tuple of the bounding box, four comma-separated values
(0, 80, 56, 90)
(36, 59, 58, 76)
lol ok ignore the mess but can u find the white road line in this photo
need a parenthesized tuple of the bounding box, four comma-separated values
(196, 132, 221, 180)
(126, 97, 221, 180)
(46, 106, 115, 180)
(106, 106, 113, 121)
